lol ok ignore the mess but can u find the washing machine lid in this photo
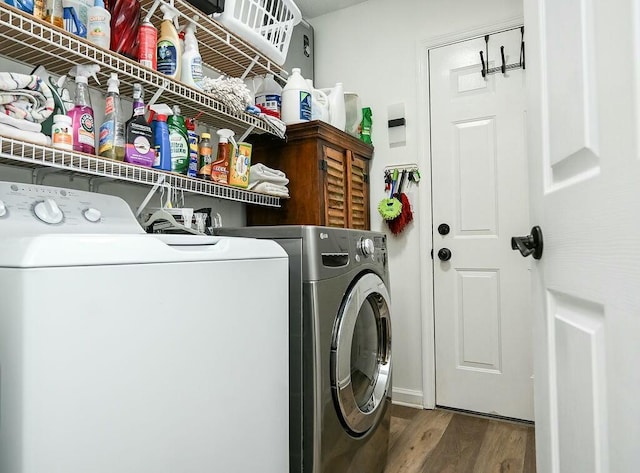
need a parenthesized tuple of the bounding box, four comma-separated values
(0, 234, 287, 268)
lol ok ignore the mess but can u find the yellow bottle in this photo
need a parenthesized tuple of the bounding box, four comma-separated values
(156, 3, 181, 80)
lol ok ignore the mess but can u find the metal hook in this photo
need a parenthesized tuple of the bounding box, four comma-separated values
(500, 45, 506, 74)
(520, 26, 526, 70)
(480, 50, 486, 78)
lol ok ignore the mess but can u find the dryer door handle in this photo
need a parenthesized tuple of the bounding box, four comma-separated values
(379, 317, 391, 366)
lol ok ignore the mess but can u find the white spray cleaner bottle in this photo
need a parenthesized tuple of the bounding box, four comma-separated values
(157, 3, 182, 80)
(67, 64, 100, 154)
(181, 18, 203, 89)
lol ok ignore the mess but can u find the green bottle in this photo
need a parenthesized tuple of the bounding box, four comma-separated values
(360, 107, 372, 145)
(167, 105, 189, 174)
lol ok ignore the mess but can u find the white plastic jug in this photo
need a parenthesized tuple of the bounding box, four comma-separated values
(344, 92, 362, 137)
(306, 79, 329, 123)
(281, 68, 312, 125)
(321, 82, 346, 132)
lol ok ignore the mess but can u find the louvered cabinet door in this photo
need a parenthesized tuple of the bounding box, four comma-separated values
(322, 145, 348, 228)
(347, 151, 370, 229)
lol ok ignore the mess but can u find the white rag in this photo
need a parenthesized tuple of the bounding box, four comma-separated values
(260, 113, 286, 137)
(0, 123, 51, 146)
(249, 181, 289, 198)
(250, 162, 289, 185)
(0, 72, 54, 123)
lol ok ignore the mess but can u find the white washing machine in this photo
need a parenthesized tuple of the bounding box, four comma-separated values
(0, 181, 289, 473)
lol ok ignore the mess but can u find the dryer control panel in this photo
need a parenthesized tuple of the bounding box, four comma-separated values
(0, 181, 143, 236)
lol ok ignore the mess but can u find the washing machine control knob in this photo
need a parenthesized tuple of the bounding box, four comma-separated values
(0, 200, 6, 217)
(83, 207, 102, 222)
(33, 198, 63, 224)
(358, 237, 375, 257)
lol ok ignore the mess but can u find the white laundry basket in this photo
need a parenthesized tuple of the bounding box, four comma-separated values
(217, 0, 302, 65)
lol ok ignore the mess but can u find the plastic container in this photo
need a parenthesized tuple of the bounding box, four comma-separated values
(99, 73, 125, 161)
(281, 68, 311, 125)
(229, 142, 251, 188)
(152, 114, 171, 171)
(67, 64, 100, 155)
(255, 73, 282, 118)
(137, 17, 157, 69)
(198, 132, 213, 179)
(51, 114, 73, 150)
(306, 79, 329, 123)
(87, 0, 111, 49)
(157, 3, 181, 80)
(322, 82, 345, 131)
(110, 0, 140, 59)
(216, 0, 301, 65)
(45, 0, 64, 28)
(211, 129, 234, 184)
(124, 84, 155, 167)
(167, 106, 189, 174)
(186, 118, 199, 178)
(344, 92, 362, 137)
(181, 21, 203, 89)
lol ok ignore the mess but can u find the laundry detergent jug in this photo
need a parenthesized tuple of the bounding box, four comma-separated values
(321, 82, 346, 131)
(306, 79, 329, 123)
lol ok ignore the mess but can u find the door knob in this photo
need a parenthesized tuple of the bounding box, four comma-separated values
(437, 248, 452, 261)
(511, 226, 543, 260)
(438, 223, 450, 235)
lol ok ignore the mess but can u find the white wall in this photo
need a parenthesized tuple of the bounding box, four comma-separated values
(310, 0, 523, 407)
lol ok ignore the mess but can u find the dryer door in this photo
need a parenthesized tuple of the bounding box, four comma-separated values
(331, 272, 392, 436)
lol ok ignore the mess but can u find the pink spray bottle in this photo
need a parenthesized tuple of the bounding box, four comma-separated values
(67, 65, 101, 154)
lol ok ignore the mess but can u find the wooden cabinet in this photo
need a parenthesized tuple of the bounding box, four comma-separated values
(246, 120, 373, 229)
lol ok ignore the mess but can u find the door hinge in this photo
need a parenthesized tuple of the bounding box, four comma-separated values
(319, 159, 327, 171)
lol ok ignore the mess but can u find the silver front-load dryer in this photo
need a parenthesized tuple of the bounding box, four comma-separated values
(215, 226, 392, 473)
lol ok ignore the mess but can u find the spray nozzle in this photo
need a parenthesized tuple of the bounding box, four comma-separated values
(107, 73, 120, 92)
(216, 128, 236, 145)
(148, 103, 174, 123)
(160, 2, 180, 24)
(69, 64, 101, 85)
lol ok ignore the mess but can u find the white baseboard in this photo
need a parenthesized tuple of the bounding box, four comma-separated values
(391, 388, 424, 409)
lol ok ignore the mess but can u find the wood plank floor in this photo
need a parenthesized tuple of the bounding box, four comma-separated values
(385, 405, 536, 473)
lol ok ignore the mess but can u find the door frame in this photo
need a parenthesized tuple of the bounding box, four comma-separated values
(415, 16, 525, 409)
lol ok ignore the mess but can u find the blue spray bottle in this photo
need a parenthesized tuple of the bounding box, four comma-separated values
(149, 104, 172, 171)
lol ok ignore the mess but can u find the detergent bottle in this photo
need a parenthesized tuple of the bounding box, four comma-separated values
(181, 20, 203, 89)
(67, 64, 100, 154)
(157, 3, 181, 80)
(149, 104, 172, 171)
(281, 68, 311, 125)
(98, 73, 125, 161)
(167, 105, 189, 174)
(211, 129, 235, 184)
(110, 0, 140, 59)
(306, 79, 329, 123)
(255, 73, 282, 118)
(124, 84, 155, 167)
(322, 82, 346, 131)
(87, 0, 111, 49)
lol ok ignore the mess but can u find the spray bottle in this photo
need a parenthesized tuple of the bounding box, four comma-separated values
(181, 19, 202, 89)
(186, 117, 199, 178)
(166, 105, 189, 174)
(211, 129, 235, 184)
(67, 64, 100, 154)
(124, 84, 155, 167)
(98, 73, 125, 161)
(149, 104, 173, 171)
(157, 3, 181, 80)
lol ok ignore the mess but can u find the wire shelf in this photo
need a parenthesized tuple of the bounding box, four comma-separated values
(0, 136, 281, 207)
(140, 0, 288, 81)
(0, 3, 285, 138)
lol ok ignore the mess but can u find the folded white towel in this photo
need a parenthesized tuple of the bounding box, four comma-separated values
(0, 123, 51, 146)
(250, 162, 289, 185)
(250, 181, 290, 198)
(0, 72, 54, 123)
(0, 112, 42, 132)
(260, 113, 286, 137)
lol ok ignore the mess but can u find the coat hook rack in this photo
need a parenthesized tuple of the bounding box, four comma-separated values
(480, 27, 525, 78)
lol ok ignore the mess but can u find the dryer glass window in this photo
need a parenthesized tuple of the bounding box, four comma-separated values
(350, 295, 379, 408)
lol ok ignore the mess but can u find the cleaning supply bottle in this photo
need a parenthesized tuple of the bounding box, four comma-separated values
(110, 0, 140, 59)
(281, 68, 311, 125)
(167, 105, 189, 174)
(45, 0, 64, 28)
(198, 131, 212, 179)
(137, 9, 157, 69)
(255, 73, 282, 118)
(211, 129, 235, 184)
(157, 3, 181, 80)
(324, 82, 346, 131)
(98, 73, 125, 161)
(124, 84, 155, 167)
(186, 117, 199, 177)
(67, 64, 100, 154)
(306, 79, 329, 122)
(360, 107, 372, 144)
(87, 0, 111, 49)
(181, 20, 203, 89)
(149, 104, 172, 171)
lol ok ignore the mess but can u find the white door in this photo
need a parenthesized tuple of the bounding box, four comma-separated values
(525, 1, 640, 471)
(430, 28, 534, 420)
